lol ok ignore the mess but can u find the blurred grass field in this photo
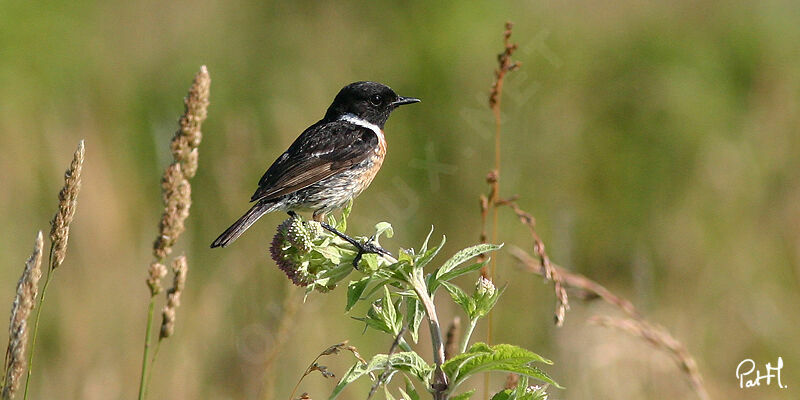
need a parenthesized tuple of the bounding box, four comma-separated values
(1, 1, 799, 399)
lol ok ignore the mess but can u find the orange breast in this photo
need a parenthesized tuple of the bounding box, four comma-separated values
(356, 129, 386, 193)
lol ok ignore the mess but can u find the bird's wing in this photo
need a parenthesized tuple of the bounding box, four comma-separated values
(250, 120, 379, 202)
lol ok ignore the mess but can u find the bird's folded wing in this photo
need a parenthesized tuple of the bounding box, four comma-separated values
(250, 121, 379, 202)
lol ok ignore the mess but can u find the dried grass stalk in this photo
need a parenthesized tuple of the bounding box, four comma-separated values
(49, 140, 84, 270)
(2, 232, 43, 400)
(153, 164, 192, 261)
(146, 263, 168, 296)
(509, 247, 638, 319)
(590, 316, 709, 400)
(489, 22, 521, 110)
(139, 66, 210, 400)
(152, 65, 210, 262)
(510, 247, 708, 400)
(498, 200, 569, 326)
(159, 256, 188, 339)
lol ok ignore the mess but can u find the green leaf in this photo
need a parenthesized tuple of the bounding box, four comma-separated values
(329, 352, 431, 399)
(451, 390, 476, 400)
(416, 235, 446, 269)
(338, 199, 352, 231)
(398, 249, 415, 265)
(361, 253, 379, 273)
(361, 278, 391, 300)
(490, 376, 549, 400)
(358, 287, 402, 335)
(435, 244, 503, 280)
(490, 390, 513, 400)
(442, 343, 560, 391)
(419, 226, 435, 254)
(441, 281, 476, 318)
(382, 286, 399, 334)
(346, 277, 370, 311)
(428, 260, 488, 294)
(403, 376, 421, 400)
(374, 221, 394, 240)
(406, 297, 424, 343)
(437, 260, 487, 283)
(473, 283, 505, 318)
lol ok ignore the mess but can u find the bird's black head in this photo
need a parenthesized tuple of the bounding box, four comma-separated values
(324, 81, 420, 128)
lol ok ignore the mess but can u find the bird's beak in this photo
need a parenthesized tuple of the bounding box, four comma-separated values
(392, 96, 421, 107)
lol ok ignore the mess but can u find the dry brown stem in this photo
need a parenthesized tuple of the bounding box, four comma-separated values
(496, 200, 569, 326)
(367, 327, 408, 400)
(509, 247, 708, 400)
(509, 247, 638, 319)
(49, 140, 84, 271)
(503, 373, 519, 390)
(480, 21, 520, 400)
(288, 341, 366, 400)
(444, 317, 461, 361)
(590, 316, 710, 400)
(489, 22, 521, 110)
(2, 232, 43, 400)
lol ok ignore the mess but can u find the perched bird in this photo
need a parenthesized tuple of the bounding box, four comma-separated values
(211, 81, 420, 253)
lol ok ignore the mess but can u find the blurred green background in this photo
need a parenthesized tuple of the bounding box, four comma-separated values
(1, 1, 798, 399)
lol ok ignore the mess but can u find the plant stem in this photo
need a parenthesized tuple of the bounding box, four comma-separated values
(459, 318, 479, 354)
(144, 339, 163, 400)
(410, 274, 448, 399)
(22, 264, 54, 400)
(137, 296, 157, 400)
(398, 337, 414, 353)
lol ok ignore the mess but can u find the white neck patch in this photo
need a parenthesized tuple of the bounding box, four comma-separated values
(339, 114, 381, 136)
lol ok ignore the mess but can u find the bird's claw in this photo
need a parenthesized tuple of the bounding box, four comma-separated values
(352, 238, 392, 268)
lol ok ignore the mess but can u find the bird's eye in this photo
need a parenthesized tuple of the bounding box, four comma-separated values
(369, 94, 383, 106)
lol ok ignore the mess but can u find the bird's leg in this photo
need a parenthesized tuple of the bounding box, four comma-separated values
(318, 221, 393, 268)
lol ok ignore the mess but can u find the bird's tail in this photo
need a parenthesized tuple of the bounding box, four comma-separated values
(210, 201, 279, 248)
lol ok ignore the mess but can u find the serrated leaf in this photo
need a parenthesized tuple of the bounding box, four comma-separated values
(416, 235, 446, 269)
(490, 389, 513, 400)
(441, 281, 476, 318)
(490, 377, 549, 400)
(398, 249, 415, 263)
(451, 389, 476, 400)
(406, 297, 424, 343)
(439, 260, 488, 283)
(419, 226, 435, 254)
(346, 277, 371, 311)
(329, 352, 431, 399)
(382, 286, 398, 333)
(338, 200, 352, 231)
(403, 376, 421, 400)
(428, 260, 488, 294)
(361, 278, 391, 300)
(374, 221, 394, 240)
(361, 252, 379, 273)
(398, 388, 416, 400)
(435, 244, 503, 280)
(473, 284, 505, 318)
(443, 343, 559, 391)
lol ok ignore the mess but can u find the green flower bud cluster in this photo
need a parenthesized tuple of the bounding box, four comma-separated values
(269, 215, 393, 293)
(471, 276, 501, 319)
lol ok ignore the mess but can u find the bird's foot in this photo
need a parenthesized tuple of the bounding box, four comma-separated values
(319, 222, 393, 268)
